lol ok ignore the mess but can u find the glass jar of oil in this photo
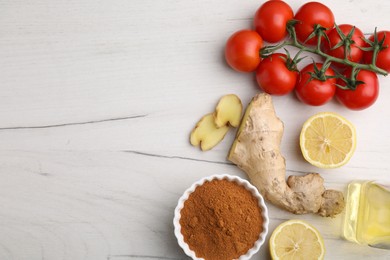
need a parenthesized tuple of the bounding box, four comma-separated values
(343, 181, 390, 249)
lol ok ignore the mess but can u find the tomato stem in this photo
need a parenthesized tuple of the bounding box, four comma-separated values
(260, 24, 388, 77)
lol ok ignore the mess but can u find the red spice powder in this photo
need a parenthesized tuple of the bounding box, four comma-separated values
(180, 179, 263, 260)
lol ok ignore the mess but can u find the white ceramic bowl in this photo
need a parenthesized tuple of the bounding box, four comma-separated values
(173, 174, 269, 260)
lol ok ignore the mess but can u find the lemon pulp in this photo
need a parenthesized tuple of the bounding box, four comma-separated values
(300, 112, 356, 168)
(270, 219, 325, 260)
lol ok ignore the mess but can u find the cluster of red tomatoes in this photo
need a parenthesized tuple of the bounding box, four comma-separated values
(224, 1, 390, 110)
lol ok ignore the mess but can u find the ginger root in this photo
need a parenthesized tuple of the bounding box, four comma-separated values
(213, 94, 243, 128)
(190, 94, 242, 151)
(228, 93, 344, 217)
(190, 113, 229, 151)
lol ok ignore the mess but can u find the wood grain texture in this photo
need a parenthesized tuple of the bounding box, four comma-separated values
(0, 0, 390, 259)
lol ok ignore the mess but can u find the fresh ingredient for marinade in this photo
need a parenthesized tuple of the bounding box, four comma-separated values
(225, 30, 263, 72)
(321, 24, 365, 69)
(254, 0, 294, 43)
(363, 31, 390, 73)
(190, 114, 229, 151)
(269, 219, 325, 260)
(256, 53, 298, 95)
(294, 2, 335, 46)
(213, 94, 243, 128)
(295, 63, 336, 106)
(228, 1, 389, 110)
(336, 69, 379, 110)
(180, 179, 263, 260)
(228, 93, 344, 217)
(190, 94, 243, 151)
(300, 112, 356, 169)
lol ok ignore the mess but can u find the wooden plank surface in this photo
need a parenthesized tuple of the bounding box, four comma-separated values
(0, 0, 390, 259)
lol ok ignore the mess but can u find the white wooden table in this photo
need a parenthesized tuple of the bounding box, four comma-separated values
(1, 0, 390, 259)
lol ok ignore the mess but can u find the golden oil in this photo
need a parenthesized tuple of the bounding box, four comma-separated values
(343, 181, 390, 249)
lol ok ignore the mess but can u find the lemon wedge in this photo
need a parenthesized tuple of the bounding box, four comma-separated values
(300, 112, 356, 169)
(270, 219, 325, 260)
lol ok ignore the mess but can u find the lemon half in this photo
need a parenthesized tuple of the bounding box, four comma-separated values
(300, 112, 356, 169)
(270, 219, 325, 260)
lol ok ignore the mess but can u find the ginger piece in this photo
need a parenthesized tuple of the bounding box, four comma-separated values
(190, 94, 243, 151)
(190, 113, 229, 151)
(228, 93, 344, 217)
(213, 94, 243, 128)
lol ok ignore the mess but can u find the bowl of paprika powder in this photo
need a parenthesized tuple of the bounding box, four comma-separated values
(173, 174, 269, 260)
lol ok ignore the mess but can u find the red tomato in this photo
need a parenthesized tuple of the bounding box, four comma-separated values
(295, 63, 336, 106)
(322, 24, 365, 68)
(256, 53, 298, 95)
(336, 69, 379, 110)
(363, 31, 390, 72)
(294, 2, 335, 46)
(225, 30, 263, 72)
(254, 0, 294, 43)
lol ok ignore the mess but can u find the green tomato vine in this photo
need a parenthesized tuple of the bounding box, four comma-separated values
(260, 21, 388, 89)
